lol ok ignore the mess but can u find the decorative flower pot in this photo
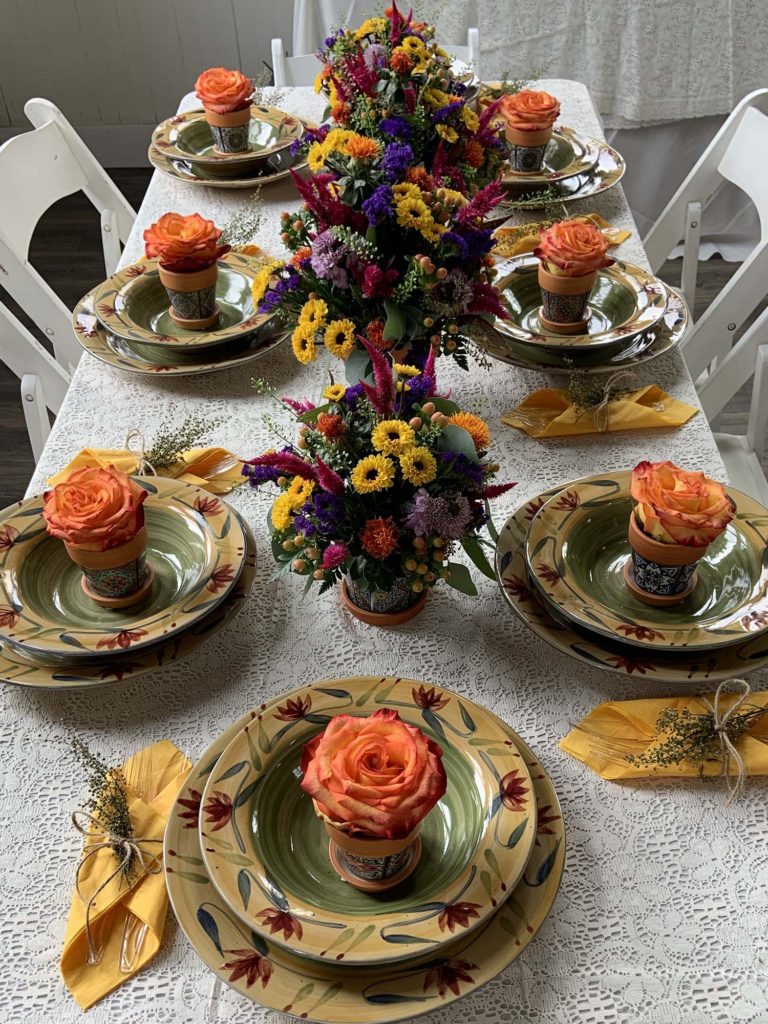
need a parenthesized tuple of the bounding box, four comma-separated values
(538, 263, 597, 335)
(624, 513, 701, 607)
(158, 262, 219, 329)
(65, 526, 154, 608)
(203, 104, 252, 154)
(342, 577, 427, 626)
(324, 820, 422, 892)
(505, 124, 552, 173)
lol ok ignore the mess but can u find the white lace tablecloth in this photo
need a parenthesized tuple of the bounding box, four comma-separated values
(2, 82, 767, 1024)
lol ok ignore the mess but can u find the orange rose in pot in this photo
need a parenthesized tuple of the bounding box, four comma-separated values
(631, 460, 735, 546)
(535, 219, 613, 277)
(498, 89, 559, 132)
(300, 708, 446, 838)
(143, 212, 229, 272)
(195, 67, 253, 113)
(43, 466, 147, 550)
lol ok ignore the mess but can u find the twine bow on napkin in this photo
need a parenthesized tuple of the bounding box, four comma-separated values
(703, 679, 751, 802)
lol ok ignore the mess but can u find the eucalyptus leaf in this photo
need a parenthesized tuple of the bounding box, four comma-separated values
(461, 536, 496, 580)
(444, 562, 478, 596)
(383, 300, 406, 342)
(438, 424, 480, 463)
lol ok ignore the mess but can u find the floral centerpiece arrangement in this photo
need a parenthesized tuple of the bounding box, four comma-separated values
(497, 89, 560, 173)
(144, 213, 230, 330)
(243, 345, 514, 623)
(195, 67, 254, 153)
(534, 218, 613, 334)
(627, 460, 735, 606)
(300, 707, 446, 889)
(43, 466, 152, 607)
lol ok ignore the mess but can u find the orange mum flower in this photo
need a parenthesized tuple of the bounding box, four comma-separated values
(365, 319, 387, 350)
(316, 412, 346, 440)
(360, 517, 399, 559)
(449, 411, 491, 451)
(406, 166, 434, 190)
(332, 102, 351, 124)
(291, 246, 312, 266)
(391, 49, 414, 74)
(463, 140, 484, 168)
(346, 135, 380, 160)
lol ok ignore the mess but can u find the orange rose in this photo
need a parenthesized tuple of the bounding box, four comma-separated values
(195, 67, 253, 114)
(43, 466, 147, 550)
(300, 709, 446, 838)
(143, 212, 229, 271)
(498, 89, 560, 132)
(631, 460, 735, 547)
(534, 219, 614, 277)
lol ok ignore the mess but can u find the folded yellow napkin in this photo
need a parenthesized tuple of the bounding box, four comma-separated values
(48, 447, 245, 495)
(502, 385, 698, 438)
(61, 740, 190, 1009)
(560, 691, 768, 781)
(493, 213, 631, 260)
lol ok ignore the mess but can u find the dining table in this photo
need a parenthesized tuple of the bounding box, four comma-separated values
(1, 80, 766, 1024)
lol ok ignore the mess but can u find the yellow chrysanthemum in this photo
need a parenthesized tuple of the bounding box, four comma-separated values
(396, 196, 433, 233)
(324, 128, 354, 156)
(419, 220, 445, 243)
(323, 383, 347, 402)
(436, 124, 459, 144)
(251, 260, 284, 305)
(351, 455, 396, 494)
(392, 182, 422, 201)
(400, 446, 437, 486)
(291, 323, 318, 365)
(423, 87, 453, 110)
(355, 16, 387, 39)
(286, 475, 315, 508)
(314, 71, 326, 94)
(461, 106, 480, 132)
(307, 142, 328, 173)
(271, 493, 294, 531)
(400, 36, 426, 58)
(393, 363, 421, 378)
(449, 411, 491, 451)
(324, 319, 356, 359)
(299, 297, 328, 331)
(371, 419, 416, 455)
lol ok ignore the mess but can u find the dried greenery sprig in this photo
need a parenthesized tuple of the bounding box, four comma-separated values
(251, 66, 287, 110)
(220, 188, 264, 248)
(145, 415, 223, 470)
(72, 738, 134, 878)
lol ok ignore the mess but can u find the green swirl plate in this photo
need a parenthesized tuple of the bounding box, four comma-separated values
(200, 677, 536, 966)
(164, 676, 564, 1023)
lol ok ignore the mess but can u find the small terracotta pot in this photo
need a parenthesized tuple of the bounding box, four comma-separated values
(203, 103, 252, 154)
(538, 263, 597, 335)
(158, 262, 219, 329)
(342, 577, 426, 626)
(324, 820, 422, 892)
(505, 123, 552, 173)
(65, 526, 154, 608)
(625, 513, 702, 606)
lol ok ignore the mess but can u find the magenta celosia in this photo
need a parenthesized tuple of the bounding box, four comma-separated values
(321, 541, 349, 570)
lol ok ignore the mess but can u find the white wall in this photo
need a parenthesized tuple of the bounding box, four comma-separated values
(0, 0, 293, 164)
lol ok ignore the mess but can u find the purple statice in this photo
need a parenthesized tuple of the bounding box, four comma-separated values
(242, 458, 283, 487)
(431, 101, 463, 124)
(294, 491, 346, 538)
(292, 123, 329, 157)
(381, 142, 414, 182)
(404, 488, 431, 536)
(380, 115, 412, 140)
(344, 382, 365, 409)
(361, 184, 393, 226)
(405, 490, 473, 540)
(258, 266, 300, 313)
(441, 451, 485, 487)
(310, 229, 349, 288)
(441, 227, 494, 262)
(400, 372, 436, 411)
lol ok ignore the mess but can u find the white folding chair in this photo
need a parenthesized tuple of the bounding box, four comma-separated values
(712, 344, 768, 504)
(0, 98, 136, 462)
(271, 27, 480, 87)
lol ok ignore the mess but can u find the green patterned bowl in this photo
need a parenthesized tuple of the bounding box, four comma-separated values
(501, 126, 600, 186)
(525, 470, 768, 653)
(0, 477, 245, 661)
(493, 256, 668, 353)
(199, 677, 537, 966)
(91, 250, 269, 349)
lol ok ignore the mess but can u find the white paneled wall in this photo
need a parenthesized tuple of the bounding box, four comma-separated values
(0, 0, 294, 164)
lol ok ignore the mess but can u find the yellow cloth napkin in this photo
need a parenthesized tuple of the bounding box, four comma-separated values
(502, 385, 698, 438)
(61, 740, 190, 1009)
(560, 691, 768, 780)
(48, 447, 245, 495)
(493, 213, 631, 260)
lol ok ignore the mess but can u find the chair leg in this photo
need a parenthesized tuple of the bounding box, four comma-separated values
(680, 200, 701, 313)
(100, 208, 122, 276)
(20, 374, 51, 463)
(747, 346, 768, 462)
(696, 303, 768, 420)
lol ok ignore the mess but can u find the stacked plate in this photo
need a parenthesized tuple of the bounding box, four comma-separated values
(149, 105, 307, 189)
(72, 249, 286, 376)
(495, 470, 768, 683)
(165, 675, 565, 1021)
(478, 255, 689, 374)
(0, 477, 256, 689)
(497, 124, 626, 210)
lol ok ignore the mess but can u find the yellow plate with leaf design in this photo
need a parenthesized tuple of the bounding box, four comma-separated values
(164, 677, 564, 1022)
(0, 477, 245, 660)
(198, 677, 537, 966)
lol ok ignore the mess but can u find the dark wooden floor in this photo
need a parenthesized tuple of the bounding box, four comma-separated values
(0, 169, 762, 506)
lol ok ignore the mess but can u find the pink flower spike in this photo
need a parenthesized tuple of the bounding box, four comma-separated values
(481, 482, 517, 499)
(360, 337, 394, 416)
(245, 451, 316, 481)
(281, 395, 315, 414)
(322, 541, 349, 570)
(316, 457, 345, 496)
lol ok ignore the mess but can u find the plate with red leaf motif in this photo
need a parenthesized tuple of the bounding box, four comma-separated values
(164, 676, 564, 1022)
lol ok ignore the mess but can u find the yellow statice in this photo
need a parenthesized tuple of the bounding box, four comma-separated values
(251, 259, 284, 306)
(286, 475, 315, 508)
(351, 455, 396, 494)
(324, 319, 356, 359)
(400, 446, 437, 486)
(323, 383, 347, 402)
(298, 297, 328, 331)
(271, 493, 294, 531)
(354, 16, 387, 38)
(371, 420, 416, 455)
(291, 323, 318, 364)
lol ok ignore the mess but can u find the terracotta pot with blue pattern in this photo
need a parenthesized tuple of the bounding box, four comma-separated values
(65, 525, 154, 609)
(505, 123, 552, 173)
(342, 576, 427, 626)
(625, 513, 702, 607)
(324, 819, 422, 892)
(158, 262, 219, 330)
(203, 103, 252, 154)
(538, 263, 597, 335)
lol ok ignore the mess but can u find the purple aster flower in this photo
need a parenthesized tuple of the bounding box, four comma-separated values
(441, 451, 485, 487)
(404, 489, 474, 540)
(380, 116, 412, 140)
(361, 184, 393, 226)
(310, 229, 349, 288)
(291, 124, 329, 157)
(382, 142, 414, 182)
